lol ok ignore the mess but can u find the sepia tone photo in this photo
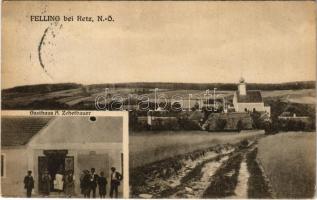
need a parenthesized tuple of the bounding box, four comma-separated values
(1, 1, 316, 199)
(1, 111, 129, 198)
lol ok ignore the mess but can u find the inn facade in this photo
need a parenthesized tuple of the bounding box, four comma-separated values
(1, 116, 123, 197)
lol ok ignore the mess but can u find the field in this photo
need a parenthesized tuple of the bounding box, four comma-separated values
(261, 89, 315, 104)
(130, 130, 316, 198)
(130, 130, 272, 198)
(2, 82, 315, 109)
(257, 132, 316, 198)
(130, 130, 264, 168)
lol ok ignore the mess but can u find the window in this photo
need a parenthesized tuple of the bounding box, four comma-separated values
(1, 154, 5, 177)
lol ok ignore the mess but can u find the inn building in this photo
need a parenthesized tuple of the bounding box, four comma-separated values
(1, 116, 123, 197)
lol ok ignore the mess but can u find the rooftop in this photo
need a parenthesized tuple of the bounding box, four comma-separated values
(236, 90, 263, 103)
(2, 117, 53, 146)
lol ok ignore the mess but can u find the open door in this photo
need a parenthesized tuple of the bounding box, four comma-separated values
(38, 156, 48, 193)
(65, 156, 74, 172)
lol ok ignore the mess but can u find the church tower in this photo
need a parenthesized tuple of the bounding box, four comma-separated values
(238, 77, 246, 95)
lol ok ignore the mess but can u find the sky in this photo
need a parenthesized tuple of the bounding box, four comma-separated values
(2, 1, 316, 88)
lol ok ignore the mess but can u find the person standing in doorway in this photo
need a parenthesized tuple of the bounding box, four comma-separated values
(41, 169, 51, 197)
(24, 170, 34, 198)
(98, 171, 107, 198)
(64, 170, 75, 198)
(54, 167, 64, 195)
(89, 168, 99, 198)
(109, 167, 122, 198)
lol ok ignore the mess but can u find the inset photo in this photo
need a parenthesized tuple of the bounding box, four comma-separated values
(1, 111, 129, 198)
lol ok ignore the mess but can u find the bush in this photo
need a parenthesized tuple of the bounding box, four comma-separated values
(215, 119, 227, 131)
(278, 118, 312, 132)
(251, 111, 262, 129)
(237, 120, 243, 132)
(264, 121, 279, 135)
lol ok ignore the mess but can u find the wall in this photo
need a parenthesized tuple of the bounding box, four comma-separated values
(1, 148, 28, 197)
(238, 84, 246, 95)
(30, 117, 123, 145)
(76, 149, 123, 196)
(236, 102, 266, 112)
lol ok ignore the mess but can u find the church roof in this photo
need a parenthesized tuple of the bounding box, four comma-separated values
(2, 117, 53, 146)
(236, 90, 263, 103)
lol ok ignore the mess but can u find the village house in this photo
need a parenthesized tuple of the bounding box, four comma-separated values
(136, 110, 180, 130)
(1, 116, 123, 197)
(278, 111, 312, 130)
(233, 78, 271, 116)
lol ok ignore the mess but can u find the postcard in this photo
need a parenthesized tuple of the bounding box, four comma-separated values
(1, 1, 316, 198)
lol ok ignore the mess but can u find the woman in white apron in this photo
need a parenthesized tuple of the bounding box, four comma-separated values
(54, 169, 64, 194)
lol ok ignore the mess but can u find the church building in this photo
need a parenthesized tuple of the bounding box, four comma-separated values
(233, 78, 270, 116)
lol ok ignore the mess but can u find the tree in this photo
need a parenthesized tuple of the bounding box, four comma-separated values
(215, 118, 227, 131)
(237, 120, 243, 132)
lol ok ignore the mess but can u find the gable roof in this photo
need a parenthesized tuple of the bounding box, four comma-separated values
(236, 90, 263, 103)
(2, 117, 53, 146)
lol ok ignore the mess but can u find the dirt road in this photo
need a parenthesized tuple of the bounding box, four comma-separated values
(130, 137, 273, 198)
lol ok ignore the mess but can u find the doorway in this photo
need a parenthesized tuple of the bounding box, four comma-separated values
(38, 150, 74, 193)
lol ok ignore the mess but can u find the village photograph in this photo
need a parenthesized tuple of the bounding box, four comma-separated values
(1, 112, 127, 198)
(1, 1, 316, 199)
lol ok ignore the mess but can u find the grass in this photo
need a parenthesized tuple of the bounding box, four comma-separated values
(246, 147, 272, 198)
(130, 130, 263, 168)
(257, 132, 316, 198)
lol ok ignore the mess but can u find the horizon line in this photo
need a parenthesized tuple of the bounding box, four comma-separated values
(2, 80, 316, 90)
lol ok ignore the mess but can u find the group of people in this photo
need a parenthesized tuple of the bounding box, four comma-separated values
(80, 167, 122, 198)
(42, 169, 75, 197)
(24, 169, 75, 198)
(23, 167, 122, 198)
